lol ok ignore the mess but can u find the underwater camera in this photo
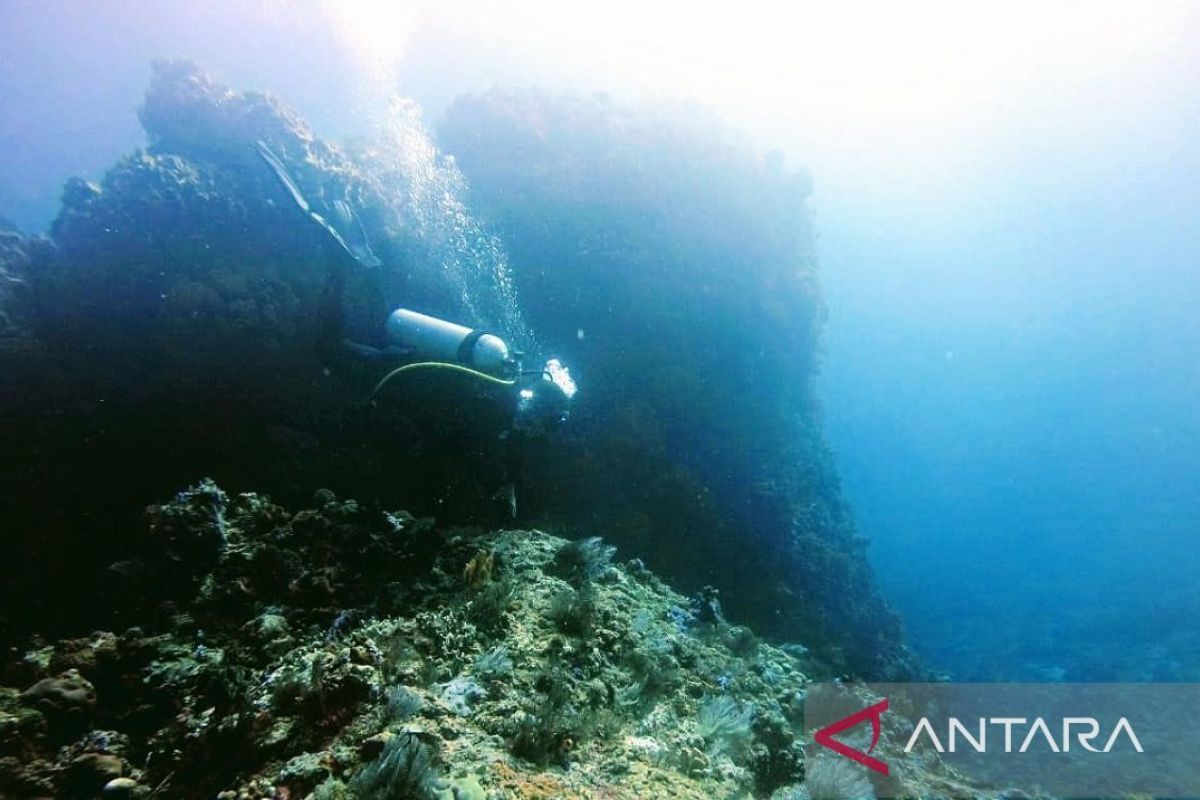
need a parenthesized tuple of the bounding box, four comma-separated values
(373, 309, 578, 432)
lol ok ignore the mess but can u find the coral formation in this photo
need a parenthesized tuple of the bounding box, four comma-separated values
(798, 755, 877, 800)
(697, 695, 754, 757)
(438, 88, 915, 676)
(36, 60, 369, 394)
(0, 226, 31, 338)
(17, 669, 97, 737)
(464, 549, 497, 589)
(0, 223, 49, 406)
(0, 482, 963, 798)
(0, 66, 919, 767)
(552, 537, 617, 586)
(0, 63, 542, 646)
(349, 732, 439, 800)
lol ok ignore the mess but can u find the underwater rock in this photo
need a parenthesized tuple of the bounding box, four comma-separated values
(435, 775, 487, 800)
(0, 229, 31, 338)
(438, 675, 485, 717)
(139, 59, 318, 164)
(0, 481, 974, 798)
(439, 88, 914, 676)
(30, 61, 381, 413)
(0, 64, 552, 655)
(0, 64, 916, 696)
(65, 751, 126, 794)
(38, 146, 331, 391)
(19, 669, 97, 718)
(146, 478, 229, 565)
(0, 225, 50, 397)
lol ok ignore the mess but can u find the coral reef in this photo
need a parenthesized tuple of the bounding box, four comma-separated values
(0, 225, 32, 338)
(438, 89, 915, 676)
(36, 61, 368, 398)
(348, 733, 439, 799)
(0, 62, 915, 720)
(697, 696, 754, 757)
(0, 63, 519, 646)
(464, 549, 497, 589)
(0, 482, 965, 798)
(802, 755, 877, 800)
(0, 223, 49, 392)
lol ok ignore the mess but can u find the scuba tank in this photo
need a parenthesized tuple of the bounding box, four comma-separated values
(385, 309, 515, 378)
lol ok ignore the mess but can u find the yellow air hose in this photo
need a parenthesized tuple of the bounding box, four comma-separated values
(372, 361, 516, 397)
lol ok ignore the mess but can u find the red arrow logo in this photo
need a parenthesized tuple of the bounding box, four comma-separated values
(813, 698, 890, 776)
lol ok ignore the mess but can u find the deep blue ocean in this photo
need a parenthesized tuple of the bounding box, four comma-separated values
(2, 0, 1198, 689)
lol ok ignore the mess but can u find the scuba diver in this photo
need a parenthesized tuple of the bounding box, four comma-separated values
(256, 141, 577, 515)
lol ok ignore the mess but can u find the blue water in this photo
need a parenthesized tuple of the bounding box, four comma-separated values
(821, 184, 1200, 679)
(814, 60, 1200, 678)
(3, 1, 1198, 683)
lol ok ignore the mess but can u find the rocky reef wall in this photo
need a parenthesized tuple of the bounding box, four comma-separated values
(0, 64, 457, 644)
(0, 481, 967, 799)
(0, 64, 912, 678)
(438, 90, 910, 675)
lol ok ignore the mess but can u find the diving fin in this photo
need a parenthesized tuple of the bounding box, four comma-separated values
(257, 141, 381, 268)
(257, 140, 311, 214)
(330, 199, 382, 268)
